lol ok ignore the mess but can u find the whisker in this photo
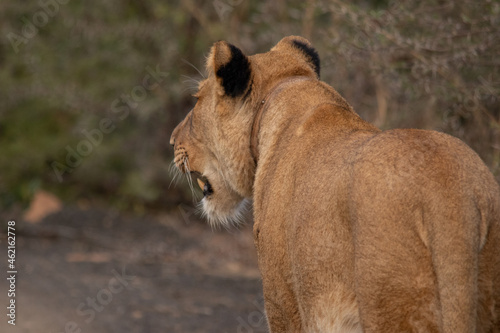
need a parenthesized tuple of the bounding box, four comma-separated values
(181, 75, 202, 94)
(168, 168, 180, 189)
(181, 58, 206, 79)
(168, 159, 183, 189)
(168, 159, 178, 175)
(181, 75, 201, 85)
(183, 157, 198, 202)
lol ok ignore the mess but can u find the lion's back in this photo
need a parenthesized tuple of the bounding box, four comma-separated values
(348, 128, 500, 331)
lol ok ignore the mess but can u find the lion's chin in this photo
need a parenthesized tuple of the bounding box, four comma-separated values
(199, 195, 248, 229)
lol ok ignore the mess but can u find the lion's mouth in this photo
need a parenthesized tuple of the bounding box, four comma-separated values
(196, 178, 213, 197)
(191, 172, 213, 197)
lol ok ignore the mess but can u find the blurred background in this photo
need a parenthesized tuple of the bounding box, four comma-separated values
(0, 0, 499, 332)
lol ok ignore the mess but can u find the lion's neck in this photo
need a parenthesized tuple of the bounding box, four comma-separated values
(250, 76, 314, 165)
(254, 78, 379, 170)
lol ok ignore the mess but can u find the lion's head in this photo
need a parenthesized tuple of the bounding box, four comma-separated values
(170, 36, 320, 226)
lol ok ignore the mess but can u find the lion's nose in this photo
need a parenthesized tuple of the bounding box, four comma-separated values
(169, 129, 177, 147)
(170, 111, 191, 147)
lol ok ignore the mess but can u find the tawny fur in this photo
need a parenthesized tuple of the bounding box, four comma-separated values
(170, 36, 500, 332)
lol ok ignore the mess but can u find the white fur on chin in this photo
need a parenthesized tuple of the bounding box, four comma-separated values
(199, 197, 249, 229)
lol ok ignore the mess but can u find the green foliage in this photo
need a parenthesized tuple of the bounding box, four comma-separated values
(0, 0, 498, 210)
(318, 0, 500, 172)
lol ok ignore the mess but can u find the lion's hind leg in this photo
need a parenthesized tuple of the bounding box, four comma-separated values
(477, 207, 500, 333)
(423, 199, 481, 333)
(352, 206, 441, 332)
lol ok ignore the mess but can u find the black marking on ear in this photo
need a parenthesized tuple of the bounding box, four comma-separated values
(292, 40, 320, 78)
(216, 44, 251, 98)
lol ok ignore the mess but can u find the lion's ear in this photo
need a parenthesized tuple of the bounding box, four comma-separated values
(207, 41, 251, 98)
(272, 36, 320, 78)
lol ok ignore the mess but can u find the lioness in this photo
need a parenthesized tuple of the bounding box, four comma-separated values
(170, 36, 500, 332)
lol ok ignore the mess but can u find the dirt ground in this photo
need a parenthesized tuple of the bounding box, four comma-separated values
(0, 204, 267, 333)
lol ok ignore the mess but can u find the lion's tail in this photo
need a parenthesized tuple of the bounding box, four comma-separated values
(429, 187, 500, 333)
(478, 192, 500, 333)
(428, 196, 479, 332)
